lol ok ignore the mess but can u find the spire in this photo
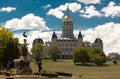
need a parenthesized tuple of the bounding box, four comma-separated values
(62, 5, 72, 22)
(67, 5, 69, 14)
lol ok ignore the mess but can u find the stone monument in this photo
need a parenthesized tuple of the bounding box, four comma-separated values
(14, 32, 32, 75)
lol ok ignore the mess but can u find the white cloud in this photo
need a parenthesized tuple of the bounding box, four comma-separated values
(47, 8, 64, 19)
(42, 4, 51, 9)
(78, 0, 101, 4)
(47, 3, 81, 19)
(0, 7, 16, 12)
(5, 13, 50, 50)
(80, 5, 102, 18)
(5, 13, 49, 30)
(101, 1, 120, 17)
(83, 22, 120, 54)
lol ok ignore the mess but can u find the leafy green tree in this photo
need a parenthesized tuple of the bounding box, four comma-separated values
(48, 45, 61, 61)
(88, 48, 106, 66)
(31, 44, 43, 62)
(72, 46, 89, 65)
(2, 38, 20, 68)
(0, 26, 13, 53)
(0, 26, 20, 68)
(31, 43, 43, 72)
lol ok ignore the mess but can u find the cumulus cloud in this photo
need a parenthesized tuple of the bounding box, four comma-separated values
(42, 4, 51, 9)
(5, 13, 50, 50)
(101, 1, 120, 17)
(47, 3, 81, 19)
(83, 22, 120, 54)
(0, 7, 16, 12)
(5, 13, 49, 30)
(78, 0, 101, 4)
(47, 8, 64, 19)
(80, 5, 102, 18)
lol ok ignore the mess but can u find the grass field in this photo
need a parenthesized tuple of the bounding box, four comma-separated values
(0, 60, 120, 79)
(31, 60, 120, 79)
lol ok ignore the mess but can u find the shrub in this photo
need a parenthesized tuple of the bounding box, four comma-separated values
(56, 72, 72, 77)
(41, 70, 58, 77)
(72, 46, 89, 65)
(0, 71, 2, 75)
(34, 72, 40, 75)
(4, 71, 10, 76)
(113, 58, 117, 65)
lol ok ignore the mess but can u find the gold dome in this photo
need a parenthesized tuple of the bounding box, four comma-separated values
(62, 6, 73, 22)
(62, 14, 72, 22)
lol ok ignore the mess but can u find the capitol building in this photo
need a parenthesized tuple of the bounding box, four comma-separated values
(33, 6, 103, 59)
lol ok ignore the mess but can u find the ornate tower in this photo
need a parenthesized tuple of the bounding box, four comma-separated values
(61, 6, 74, 38)
(94, 38, 103, 51)
(51, 31, 57, 45)
(78, 31, 83, 46)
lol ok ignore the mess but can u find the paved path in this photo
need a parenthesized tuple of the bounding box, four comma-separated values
(0, 75, 75, 79)
(0, 75, 43, 78)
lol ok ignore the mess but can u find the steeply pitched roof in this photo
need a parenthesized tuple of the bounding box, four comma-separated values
(52, 31, 57, 38)
(94, 38, 102, 43)
(78, 31, 82, 38)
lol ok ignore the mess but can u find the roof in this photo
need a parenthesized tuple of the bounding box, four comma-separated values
(33, 38, 43, 45)
(52, 31, 57, 38)
(62, 6, 73, 22)
(94, 38, 103, 43)
(78, 31, 82, 38)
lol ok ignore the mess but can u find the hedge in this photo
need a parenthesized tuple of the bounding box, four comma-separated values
(56, 72, 72, 77)
(41, 70, 58, 77)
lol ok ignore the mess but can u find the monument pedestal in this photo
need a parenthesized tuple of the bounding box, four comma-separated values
(14, 57, 32, 75)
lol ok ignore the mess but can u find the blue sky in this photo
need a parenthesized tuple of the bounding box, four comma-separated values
(0, 0, 120, 54)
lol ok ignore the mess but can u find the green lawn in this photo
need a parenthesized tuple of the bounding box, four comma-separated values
(31, 60, 120, 79)
(0, 60, 120, 79)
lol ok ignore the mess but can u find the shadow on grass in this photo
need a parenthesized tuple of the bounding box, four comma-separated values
(43, 59, 71, 62)
(75, 63, 109, 67)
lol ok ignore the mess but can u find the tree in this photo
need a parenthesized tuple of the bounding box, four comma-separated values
(0, 26, 20, 69)
(31, 43, 43, 62)
(0, 26, 13, 55)
(72, 46, 89, 65)
(88, 48, 106, 66)
(2, 38, 20, 68)
(48, 45, 61, 61)
(112, 58, 117, 65)
(31, 43, 43, 72)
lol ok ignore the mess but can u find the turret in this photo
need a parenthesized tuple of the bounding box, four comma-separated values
(94, 38, 103, 51)
(77, 31, 83, 46)
(51, 31, 57, 42)
(33, 38, 43, 46)
(78, 31, 83, 40)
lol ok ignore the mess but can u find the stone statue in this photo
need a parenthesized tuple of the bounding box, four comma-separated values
(21, 45, 28, 56)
